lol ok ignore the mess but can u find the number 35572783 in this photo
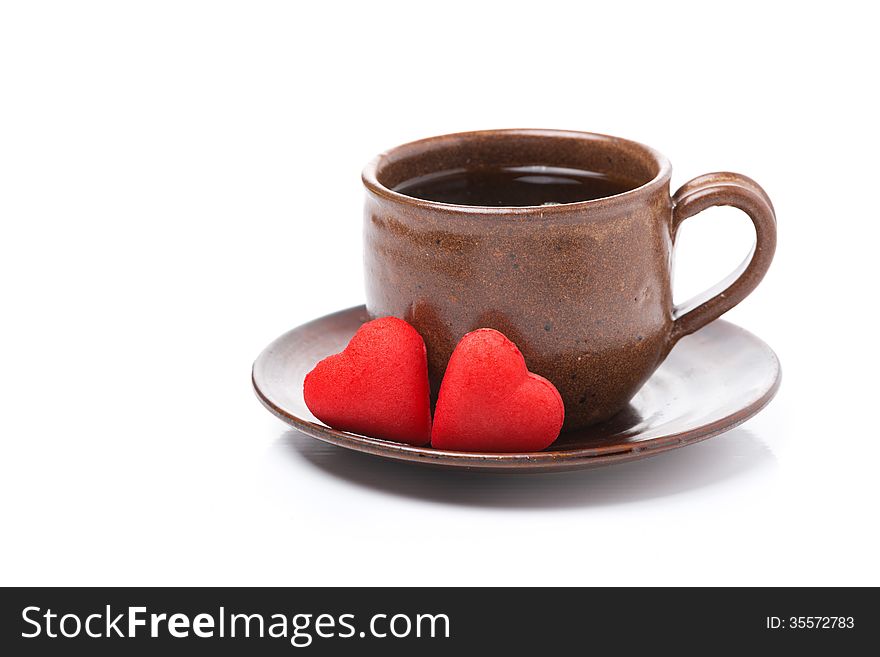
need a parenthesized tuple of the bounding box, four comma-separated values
(766, 617, 854, 629)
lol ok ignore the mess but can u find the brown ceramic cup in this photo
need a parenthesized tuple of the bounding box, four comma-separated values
(362, 129, 776, 429)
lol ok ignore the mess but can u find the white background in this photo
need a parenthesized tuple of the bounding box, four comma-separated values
(1, 1, 878, 586)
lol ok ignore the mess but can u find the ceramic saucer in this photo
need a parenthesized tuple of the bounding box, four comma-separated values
(252, 305, 780, 472)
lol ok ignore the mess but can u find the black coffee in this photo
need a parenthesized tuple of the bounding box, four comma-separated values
(392, 165, 636, 207)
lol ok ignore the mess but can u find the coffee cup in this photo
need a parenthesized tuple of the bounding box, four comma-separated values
(362, 129, 776, 429)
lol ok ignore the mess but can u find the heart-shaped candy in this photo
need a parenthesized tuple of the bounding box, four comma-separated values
(431, 329, 565, 452)
(303, 317, 432, 445)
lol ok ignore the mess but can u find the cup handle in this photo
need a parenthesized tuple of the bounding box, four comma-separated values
(670, 172, 777, 343)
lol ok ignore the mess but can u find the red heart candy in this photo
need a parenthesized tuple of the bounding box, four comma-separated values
(303, 317, 432, 445)
(431, 329, 565, 452)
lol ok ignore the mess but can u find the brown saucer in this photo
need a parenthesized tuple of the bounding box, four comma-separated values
(252, 306, 780, 472)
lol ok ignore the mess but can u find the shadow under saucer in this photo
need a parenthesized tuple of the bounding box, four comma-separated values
(277, 425, 777, 509)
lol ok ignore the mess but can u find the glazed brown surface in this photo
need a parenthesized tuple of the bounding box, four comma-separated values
(251, 306, 781, 472)
(363, 130, 776, 429)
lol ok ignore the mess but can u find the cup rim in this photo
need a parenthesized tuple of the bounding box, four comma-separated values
(362, 128, 672, 215)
